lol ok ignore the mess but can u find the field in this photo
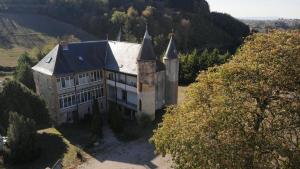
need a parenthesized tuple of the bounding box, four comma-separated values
(0, 13, 97, 67)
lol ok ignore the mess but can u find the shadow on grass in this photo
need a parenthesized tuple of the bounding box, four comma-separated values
(3, 133, 67, 169)
(56, 123, 93, 147)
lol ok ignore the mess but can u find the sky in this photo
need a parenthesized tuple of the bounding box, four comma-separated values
(207, 0, 300, 19)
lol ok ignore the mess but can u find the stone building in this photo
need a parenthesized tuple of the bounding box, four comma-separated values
(32, 29, 179, 124)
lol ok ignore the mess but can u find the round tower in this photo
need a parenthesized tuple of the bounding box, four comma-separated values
(137, 28, 157, 121)
(163, 35, 179, 105)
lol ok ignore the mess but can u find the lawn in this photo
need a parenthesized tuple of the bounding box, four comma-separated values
(1, 125, 93, 169)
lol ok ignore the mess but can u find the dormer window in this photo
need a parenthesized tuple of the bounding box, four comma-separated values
(45, 57, 52, 63)
(78, 56, 84, 61)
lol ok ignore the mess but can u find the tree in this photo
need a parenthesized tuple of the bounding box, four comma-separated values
(90, 99, 102, 137)
(14, 52, 36, 91)
(14, 63, 35, 91)
(179, 48, 229, 84)
(4, 112, 38, 164)
(0, 80, 50, 133)
(151, 30, 300, 168)
(108, 102, 123, 133)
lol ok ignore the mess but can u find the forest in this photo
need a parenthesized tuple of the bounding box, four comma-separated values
(0, 0, 250, 55)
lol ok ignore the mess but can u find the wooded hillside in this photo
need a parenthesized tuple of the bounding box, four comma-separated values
(0, 0, 250, 55)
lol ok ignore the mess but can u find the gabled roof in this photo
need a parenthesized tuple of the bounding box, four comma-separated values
(137, 29, 156, 61)
(164, 36, 178, 59)
(33, 41, 107, 76)
(32, 41, 143, 76)
(32, 45, 60, 76)
(106, 41, 141, 75)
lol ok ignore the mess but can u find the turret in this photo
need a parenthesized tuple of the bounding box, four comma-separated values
(163, 35, 179, 105)
(137, 27, 156, 121)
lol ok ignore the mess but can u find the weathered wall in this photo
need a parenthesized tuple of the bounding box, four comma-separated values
(164, 58, 179, 105)
(137, 61, 156, 120)
(33, 71, 59, 123)
(155, 71, 165, 110)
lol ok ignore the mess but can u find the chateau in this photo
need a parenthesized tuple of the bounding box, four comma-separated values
(32, 29, 179, 124)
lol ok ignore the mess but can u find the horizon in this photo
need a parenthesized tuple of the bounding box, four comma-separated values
(207, 0, 300, 19)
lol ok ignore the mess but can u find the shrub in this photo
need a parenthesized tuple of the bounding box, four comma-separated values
(0, 80, 50, 133)
(120, 126, 143, 142)
(4, 112, 38, 164)
(138, 114, 152, 128)
(90, 99, 102, 137)
(108, 102, 123, 133)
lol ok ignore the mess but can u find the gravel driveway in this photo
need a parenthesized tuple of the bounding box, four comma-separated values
(77, 126, 172, 169)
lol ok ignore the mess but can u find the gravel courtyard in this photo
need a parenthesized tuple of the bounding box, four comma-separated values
(77, 126, 172, 169)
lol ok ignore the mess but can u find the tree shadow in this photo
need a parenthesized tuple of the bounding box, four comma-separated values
(3, 133, 67, 169)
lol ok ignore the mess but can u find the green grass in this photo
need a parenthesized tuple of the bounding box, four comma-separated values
(0, 13, 97, 67)
(1, 126, 92, 169)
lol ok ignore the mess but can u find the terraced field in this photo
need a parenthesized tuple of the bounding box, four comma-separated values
(0, 13, 97, 67)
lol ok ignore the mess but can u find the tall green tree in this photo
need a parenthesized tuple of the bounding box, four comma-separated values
(4, 112, 38, 164)
(0, 80, 50, 133)
(151, 30, 300, 168)
(90, 99, 102, 137)
(14, 52, 36, 91)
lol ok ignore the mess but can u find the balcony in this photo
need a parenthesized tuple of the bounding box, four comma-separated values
(108, 97, 137, 111)
(106, 80, 137, 93)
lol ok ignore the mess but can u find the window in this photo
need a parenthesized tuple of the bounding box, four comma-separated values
(59, 98, 63, 108)
(139, 83, 143, 92)
(61, 78, 66, 88)
(97, 71, 100, 80)
(72, 95, 76, 105)
(70, 76, 74, 86)
(122, 90, 127, 101)
(56, 78, 61, 89)
(68, 97, 72, 107)
(139, 100, 142, 111)
(64, 97, 67, 107)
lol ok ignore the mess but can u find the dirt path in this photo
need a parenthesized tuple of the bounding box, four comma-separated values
(77, 126, 172, 169)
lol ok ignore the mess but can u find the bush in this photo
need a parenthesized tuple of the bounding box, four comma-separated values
(0, 80, 50, 133)
(119, 125, 143, 142)
(4, 112, 38, 164)
(138, 114, 152, 128)
(108, 102, 123, 133)
(14, 52, 36, 91)
(90, 100, 102, 137)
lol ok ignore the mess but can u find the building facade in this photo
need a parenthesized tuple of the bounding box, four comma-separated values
(32, 29, 179, 124)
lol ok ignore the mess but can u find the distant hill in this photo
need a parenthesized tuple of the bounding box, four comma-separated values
(241, 19, 300, 33)
(0, 0, 250, 56)
(0, 13, 97, 67)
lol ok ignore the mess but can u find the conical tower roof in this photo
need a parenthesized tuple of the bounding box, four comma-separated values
(137, 28, 156, 61)
(164, 35, 178, 59)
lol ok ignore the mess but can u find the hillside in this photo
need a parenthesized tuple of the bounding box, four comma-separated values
(0, 13, 97, 67)
(241, 19, 300, 32)
(0, 0, 250, 56)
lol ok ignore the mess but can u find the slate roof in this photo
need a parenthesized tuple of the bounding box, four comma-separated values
(32, 41, 107, 76)
(164, 36, 178, 59)
(137, 29, 156, 61)
(32, 39, 166, 76)
(106, 41, 141, 75)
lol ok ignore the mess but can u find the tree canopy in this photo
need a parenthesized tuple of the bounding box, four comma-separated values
(151, 30, 300, 168)
(4, 112, 38, 163)
(0, 0, 249, 54)
(0, 80, 50, 133)
(14, 52, 36, 91)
